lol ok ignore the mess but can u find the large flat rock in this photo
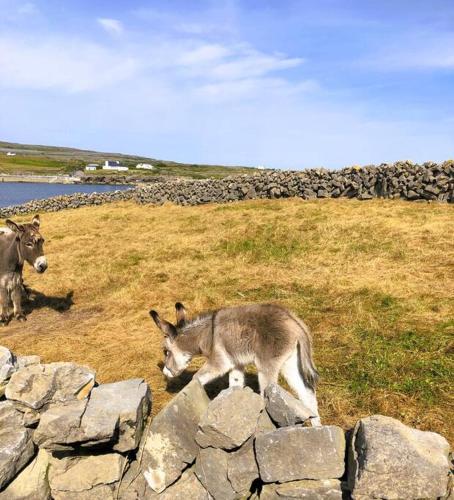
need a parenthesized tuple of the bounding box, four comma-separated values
(348, 414, 451, 499)
(142, 379, 210, 493)
(48, 452, 125, 500)
(81, 378, 151, 452)
(227, 437, 259, 495)
(195, 386, 265, 450)
(0, 448, 51, 500)
(0, 346, 16, 384)
(33, 379, 151, 452)
(264, 383, 314, 427)
(0, 401, 35, 490)
(5, 362, 95, 411)
(195, 447, 236, 500)
(261, 479, 344, 499)
(255, 425, 345, 482)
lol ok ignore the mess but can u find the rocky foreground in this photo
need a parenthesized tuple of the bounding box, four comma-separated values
(0, 345, 452, 499)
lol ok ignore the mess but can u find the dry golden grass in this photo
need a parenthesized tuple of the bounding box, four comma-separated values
(2, 199, 453, 442)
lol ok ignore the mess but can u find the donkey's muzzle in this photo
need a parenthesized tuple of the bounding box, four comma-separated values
(34, 256, 48, 274)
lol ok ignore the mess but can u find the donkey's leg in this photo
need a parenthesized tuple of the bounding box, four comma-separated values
(0, 286, 9, 324)
(193, 357, 232, 386)
(12, 284, 26, 321)
(229, 368, 245, 388)
(256, 360, 280, 396)
(281, 350, 321, 426)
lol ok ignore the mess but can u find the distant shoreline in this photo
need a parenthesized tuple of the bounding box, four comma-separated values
(0, 173, 128, 185)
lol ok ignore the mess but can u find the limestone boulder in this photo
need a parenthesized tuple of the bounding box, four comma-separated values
(0, 346, 16, 383)
(348, 415, 451, 499)
(227, 437, 259, 495)
(48, 452, 125, 500)
(261, 479, 344, 499)
(0, 401, 35, 490)
(16, 355, 41, 370)
(5, 362, 95, 411)
(255, 425, 345, 483)
(0, 448, 51, 500)
(141, 379, 210, 493)
(34, 379, 151, 452)
(195, 447, 236, 500)
(33, 399, 89, 450)
(159, 467, 210, 500)
(81, 378, 151, 452)
(264, 383, 314, 427)
(195, 386, 264, 450)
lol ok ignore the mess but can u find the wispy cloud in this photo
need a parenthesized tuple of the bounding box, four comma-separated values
(0, 36, 138, 92)
(97, 18, 124, 36)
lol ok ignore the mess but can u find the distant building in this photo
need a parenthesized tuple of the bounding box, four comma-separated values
(136, 163, 155, 170)
(103, 160, 129, 171)
(85, 163, 99, 171)
(6, 152, 16, 156)
(256, 165, 265, 170)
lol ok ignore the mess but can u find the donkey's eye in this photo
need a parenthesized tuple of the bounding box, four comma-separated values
(163, 349, 168, 356)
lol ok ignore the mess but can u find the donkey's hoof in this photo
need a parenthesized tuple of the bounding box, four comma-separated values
(15, 315, 27, 322)
(0, 317, 10, 326)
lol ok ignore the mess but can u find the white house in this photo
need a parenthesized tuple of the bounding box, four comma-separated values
(6, 152, 16, 156)
(136, 163, 155, 170)
(256, 165, 266, 170)
(103, 160, 129, 171)
(85, 163, 99, 171)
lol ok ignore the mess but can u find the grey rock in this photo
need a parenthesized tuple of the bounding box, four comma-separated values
(348, 414, 451, 499)
(255, 425, 345, 482)
(255, 409, 276, 435)
(34, 379, 150, 452)
(159, 467, 210, 500)
(48, 453, 125, 500)
(227, 437, 259, 495)
(33, 399, 88, 450)
(0, 346, 16, 383)
(0, 401, 35, 490)
(5, 362, 95, 411)
(264, 383, 314, 427)
(196, 386, 264, 450)
(16, 355, 41, 370)
(261, 479, 344, 499)
(0, 448, 51, 500)
(195, 447, 236, 500)
(81, 378, 151, 452)
(141, 379, 210, 493)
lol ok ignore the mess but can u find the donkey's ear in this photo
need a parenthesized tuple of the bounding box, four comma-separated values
(149, 310, 177, 339)
(32, 215, 40, 228)
(6, 220, 24, 233)
(175, 302, 187, 327)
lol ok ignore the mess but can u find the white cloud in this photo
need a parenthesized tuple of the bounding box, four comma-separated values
(0, 36, 138, 92)
(97, 18, 124, 36)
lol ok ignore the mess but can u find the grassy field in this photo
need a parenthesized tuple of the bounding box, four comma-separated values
(1, 199, 453, 442)
(0, 141, 254, 179)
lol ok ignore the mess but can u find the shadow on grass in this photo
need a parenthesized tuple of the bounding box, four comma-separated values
(23, 288, 74, 314)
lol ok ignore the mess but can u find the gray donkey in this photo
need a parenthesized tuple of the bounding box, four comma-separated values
(150, 302, 321, 425)
(0, 215, 47, 323)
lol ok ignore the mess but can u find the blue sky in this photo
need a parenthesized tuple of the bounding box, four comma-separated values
(0, 0, 453, 168)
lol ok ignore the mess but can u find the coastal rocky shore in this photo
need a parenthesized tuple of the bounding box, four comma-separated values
(1, 161, 452, 217)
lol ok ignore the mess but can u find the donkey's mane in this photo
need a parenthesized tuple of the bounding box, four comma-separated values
(180, 312, 213, 334)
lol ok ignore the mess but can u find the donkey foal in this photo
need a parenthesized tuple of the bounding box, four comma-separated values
(149, 302, 321, 426)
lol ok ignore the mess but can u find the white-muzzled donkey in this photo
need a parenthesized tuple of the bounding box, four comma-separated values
(150, 302, 321, 426)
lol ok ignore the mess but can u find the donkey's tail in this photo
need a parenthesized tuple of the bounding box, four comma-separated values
(289, 312, 319, 391)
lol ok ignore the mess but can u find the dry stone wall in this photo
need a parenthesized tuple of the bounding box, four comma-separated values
(1, 161, 453, 217)
(0, 345, 453, 499)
